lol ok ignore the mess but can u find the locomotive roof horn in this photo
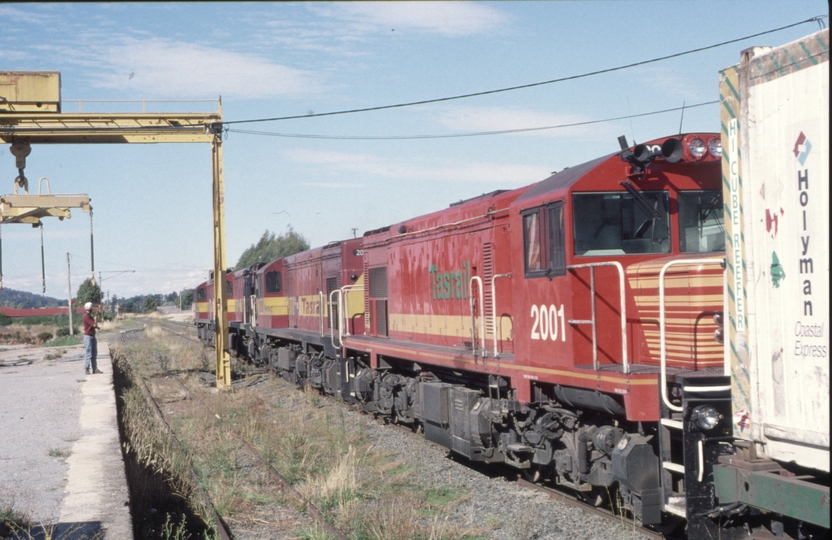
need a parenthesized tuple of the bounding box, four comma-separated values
(619, 135, 685, 174)
(661, 138, 684, 163)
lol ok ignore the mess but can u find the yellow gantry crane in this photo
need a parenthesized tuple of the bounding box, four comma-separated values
(0, 71, 232, 388)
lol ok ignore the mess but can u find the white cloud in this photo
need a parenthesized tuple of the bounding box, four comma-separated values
(318, 2, 510, 37)
(284, 149, 546, 185)
(0, 5, 53, 24)
(298, 182, 366, 189)
(631, 66, 701, 102)
(86, 38, 322, 99)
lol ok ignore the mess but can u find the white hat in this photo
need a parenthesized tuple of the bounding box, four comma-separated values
(84, 302, 93, 310)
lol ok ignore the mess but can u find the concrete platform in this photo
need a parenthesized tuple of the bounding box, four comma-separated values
(0, 339, 132, 539)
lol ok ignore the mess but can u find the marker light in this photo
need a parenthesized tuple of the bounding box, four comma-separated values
(689, 138, 707, 159)
(708, 138, 723, 158)
(691, 405, 721, 431)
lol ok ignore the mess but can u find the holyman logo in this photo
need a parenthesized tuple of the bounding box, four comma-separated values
(793, 132, 812, 166)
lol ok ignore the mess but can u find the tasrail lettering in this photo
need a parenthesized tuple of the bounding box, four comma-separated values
(299, 296, 321, 317)
(429, 260, 470, 300)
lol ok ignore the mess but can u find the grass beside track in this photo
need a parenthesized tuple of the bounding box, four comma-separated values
(113, 324, 491, 540)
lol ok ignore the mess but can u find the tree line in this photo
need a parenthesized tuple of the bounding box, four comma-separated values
(2, 227, 310, 314)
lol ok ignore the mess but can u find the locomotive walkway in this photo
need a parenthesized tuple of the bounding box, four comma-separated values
(0, 337, 132, 539)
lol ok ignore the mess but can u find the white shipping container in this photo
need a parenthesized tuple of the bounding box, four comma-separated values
(720, 29, 829, 472)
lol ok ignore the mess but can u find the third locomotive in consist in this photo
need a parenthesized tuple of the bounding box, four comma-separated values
(196, 29, 829, 539)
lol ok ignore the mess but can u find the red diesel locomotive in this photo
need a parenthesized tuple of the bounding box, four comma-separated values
(198, 133, 734, 534)
(194, 272, 237, 347)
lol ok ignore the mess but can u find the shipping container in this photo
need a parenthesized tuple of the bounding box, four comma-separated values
(719, 28, 829, 472)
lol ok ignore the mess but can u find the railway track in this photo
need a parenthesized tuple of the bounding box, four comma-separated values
(384, 420, 674, 540)
(124, 323, 349, 540)
(514, 478, 672, 540)
(137, 320, 671, 538)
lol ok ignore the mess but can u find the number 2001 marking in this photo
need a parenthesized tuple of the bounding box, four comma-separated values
(530, 304, 566, 341)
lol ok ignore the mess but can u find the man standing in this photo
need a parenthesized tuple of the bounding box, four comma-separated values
(83, 302, 102, 375)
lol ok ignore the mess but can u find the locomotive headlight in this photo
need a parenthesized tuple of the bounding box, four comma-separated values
(708, 138, 723, 158)
(689, 138, 707, 159)
(691, 405, 721, 431)
(713, 311, 724, 343)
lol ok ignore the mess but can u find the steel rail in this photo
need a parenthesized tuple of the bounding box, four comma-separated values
(515, 478, 672, 540)
(142, 322, 349, 540)
(135, 377, 233, 540)
(166, 374, 350, 540)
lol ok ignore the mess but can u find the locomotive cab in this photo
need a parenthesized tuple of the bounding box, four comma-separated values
(509, 134, 725, 393)
(507, 133, 729, 529)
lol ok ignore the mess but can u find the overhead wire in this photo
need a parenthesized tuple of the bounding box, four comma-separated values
(226, 100, 719, 140)
(222, 16, 825, 126)
(67, 253, 198, 274)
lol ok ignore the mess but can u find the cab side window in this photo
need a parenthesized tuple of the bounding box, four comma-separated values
(523, 203, 565, 278)
(265, 270, 282, 293)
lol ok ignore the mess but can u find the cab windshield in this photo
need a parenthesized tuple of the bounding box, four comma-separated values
(573, 191, 670, 256)
(678, 190, 724, 253)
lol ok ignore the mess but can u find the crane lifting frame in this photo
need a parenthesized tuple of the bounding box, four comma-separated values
(1, 193, 91, 225)
(0, 72, 232, 388)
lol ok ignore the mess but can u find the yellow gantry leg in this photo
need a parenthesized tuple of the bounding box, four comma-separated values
(211, 125, 231, 389)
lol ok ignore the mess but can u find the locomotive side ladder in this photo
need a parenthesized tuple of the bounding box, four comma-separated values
(655, 258, 731, 525)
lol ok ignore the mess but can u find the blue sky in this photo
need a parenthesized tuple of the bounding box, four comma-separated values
(0, 1, 827, 299)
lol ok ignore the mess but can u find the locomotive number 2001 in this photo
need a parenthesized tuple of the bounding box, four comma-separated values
(530, 304, 566, 342)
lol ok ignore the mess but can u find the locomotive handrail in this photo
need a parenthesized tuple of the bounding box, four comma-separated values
(468, 276, 485, 356)
(658, 258, 724, 412)
(319, 291, 325, 338)
(329, 289, 340, 349)
(330, 285, 364, 349)
(339, 284, 364, 339)
(566, 262, 627, 373)
(490, 273, 512, 356)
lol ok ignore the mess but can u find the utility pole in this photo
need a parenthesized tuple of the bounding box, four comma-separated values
(66, 252, 73, 335)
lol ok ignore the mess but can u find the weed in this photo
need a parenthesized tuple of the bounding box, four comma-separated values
(112, 324, 488, 540)
(295, 523, 333, 540)
(46, 335, 83, 347)
(44, 350, 66, 361)
(424, 486, 468, 507)
(161, 513, 189, 540)
(47, 447, 71, 458)
(506, 506, 538, 540)
(0, 506, 29, 535)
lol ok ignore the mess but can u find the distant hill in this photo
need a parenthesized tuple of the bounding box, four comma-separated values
(0, 288, 67, 309)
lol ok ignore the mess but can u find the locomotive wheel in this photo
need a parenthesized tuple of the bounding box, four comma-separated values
(521, 463, 552, 484)
(578, 486, 609, 507)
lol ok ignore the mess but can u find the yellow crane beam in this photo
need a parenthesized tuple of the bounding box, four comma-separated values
(1, 71, 230, 388)
(0, 112, 220, 144)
